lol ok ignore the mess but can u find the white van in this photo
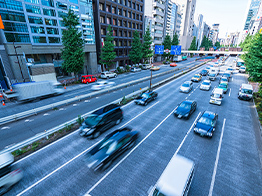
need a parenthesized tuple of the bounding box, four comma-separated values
(209, 88, 224, 105)
(148, 154, 195, 196)
(238, 84, 253, 101)
(210, 67, 219, 76)
(0, 152, 23, 194)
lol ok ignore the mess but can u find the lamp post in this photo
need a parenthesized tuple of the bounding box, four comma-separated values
(13, 42, 24, 82)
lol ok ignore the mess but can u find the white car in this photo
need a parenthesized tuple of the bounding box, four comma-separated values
(130, 67, 141, 72)
(180, 81, 193, 93)
(239, 66, 246, 73)
(100, 71, 117, 79)
(91, 81, 115, 90)
(200, 80, 211, 91)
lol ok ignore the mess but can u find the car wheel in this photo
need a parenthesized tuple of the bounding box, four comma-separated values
(115, 119, 121, 125)
(128, 141, 135, 149)
(107, 76, 109, 79)
(102, 160, 112, 171)
(144, 102, 148, 106)
(114, 74, 117, 78)
(92, 131, 100, 139)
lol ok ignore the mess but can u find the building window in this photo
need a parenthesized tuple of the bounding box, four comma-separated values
(136, 23, 139, 29)
(119, 40, 122, 46)
(0, 11, 25, 22)
(31, 26, 45, 33)
(136, 14, 139, 20)
(106, 5, 110, 12)
(43, 8, 56, 16)
(140, 5, 142, 12)
(99, 3, 104, 10)
(122, 0, 126, 6)
(59, 20, 65, 27)
(0, 0, 23, 11)
(25, 4, 41, 14)
(123, 10, 126, 17)
(47, 27, 59, 34)
(56, 1, 67, 10)
(113, 18, 117, 25)
(33, 36, 47, 43)
(118, 19, 122, 26)
(25, 0, 39, 4)
(45, 18, 57, 26)
(132, 13, 135, 19)
(128, 40, 131, 46)
(112, 6, 116, 14)
(113, 40, 116, 46)
(118, 8, 121, 15)
(128, 11, 131, 18)
(69, 0, 78, 4)
(28, 16, 43, 24)
(101, 28, 105, 35)
(123, 21, 126, 27)
(100, 16, 105, 23)
(48, 37, 60, 43)
(140, 15, 142, 21)
(128, 22, 131, 28)
(41, 0, 54, 7)
(128, 31, 131, 37)
(128, 1, 131, 7)
(58, 11, 67, 18)
(132, 23, 135, 28)
(123, 31, 126, 37)
(3, 22, 28, 32)
(5, 33, 30, 42)
(107, 17, 111, 24)
(113, 30, 117, 36)
(132, 2, 135, 9)
(137, 4, 139, 10)
(119, 30, 122, 36)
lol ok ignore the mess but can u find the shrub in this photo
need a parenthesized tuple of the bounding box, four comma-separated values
(125, 65, 130, 72)
(77, 115, 84, 125)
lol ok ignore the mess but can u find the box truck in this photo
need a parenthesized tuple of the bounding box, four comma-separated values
(173, 55, 182, 62)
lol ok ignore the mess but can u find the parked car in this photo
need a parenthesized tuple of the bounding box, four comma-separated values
(85, 127, 139, 171)
(100, 71, 117, 79)
(79, 104, 123, 138)
(130, 67, 142, 72)
(218, 82, 228, 94)
(180, 81, 193, 93)
(142, 64, 151, 70)
(134, 90, 158, 106)
(150, 66, 160, 71)
(200, 69, 208, 76)
(200, 80, 211, 91)
(238, 84, 253, 101)
(81, 75, 97, 84)
(219, 77, 229, 85)
(239, 66, 246, 73)
(91, 81, 115, 91)
(191, 74, 202, 82)
(170, 63, 177, 67)
(194, 111, 218, 138)
(174, 100, 197, 119)
(208, 73, 216, 81)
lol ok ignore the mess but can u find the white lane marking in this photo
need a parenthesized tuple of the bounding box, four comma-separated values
(25, 119, 34, 122)
(43, 113, 50, 116)
(59, 108, 65, 111)
(84, 100, 90, 103)
(208, 118, 226, 196)
(16, 102, 159, 195)
(1, 126, 10, 130)
(96, 97, 99, 99)
(232, 78, 233, 82)
(229, 88, 231, 97)
(73, 104, 78, 107)
(85, 111, 201, 195)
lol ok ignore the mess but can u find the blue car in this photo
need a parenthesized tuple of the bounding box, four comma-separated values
(193, 111, 218, 138)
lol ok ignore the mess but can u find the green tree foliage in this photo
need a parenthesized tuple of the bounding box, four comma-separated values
(171, 33, 179, 45)
(162, 34, 172, 59)
(240, 34, 253, 52)
(200, 36, 213, 51)
(129, 30, 142, 64)
(242, 33, 262, 82)
(61, 9, 84, 81)
(215, 41, 220, 49)
(142, 27, 153, 63)
(99, 25, 116, 70)
(189, 36, 197, 50)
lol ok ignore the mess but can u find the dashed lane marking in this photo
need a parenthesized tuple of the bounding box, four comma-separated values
(1, 126, 10, 130)
(229, 88, 231, 97)
(25, 119, 34, 122)
(73, 104, 78, 106)
(43, 113, 50, 116)
(84, 100, 90, 103)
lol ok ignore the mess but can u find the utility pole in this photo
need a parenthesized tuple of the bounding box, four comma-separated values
(13, 42, 24, 82)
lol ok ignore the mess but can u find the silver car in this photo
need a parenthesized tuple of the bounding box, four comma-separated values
(180, 81, 193, 93)
(91, 81, 115, 90)
(200, 80, 211, 91)
(100, 71, 117, 79)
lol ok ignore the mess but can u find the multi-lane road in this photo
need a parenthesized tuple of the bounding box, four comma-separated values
(5, 57, 262, 195)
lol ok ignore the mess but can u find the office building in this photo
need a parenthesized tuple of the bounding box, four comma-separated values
(209, 23, 219, 45)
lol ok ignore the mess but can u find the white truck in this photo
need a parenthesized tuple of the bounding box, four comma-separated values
(13, 81, 64, 101)
(173, 55, 182, 62)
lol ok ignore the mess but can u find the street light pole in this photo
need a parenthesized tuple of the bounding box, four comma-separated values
(13, 42, 24, 82)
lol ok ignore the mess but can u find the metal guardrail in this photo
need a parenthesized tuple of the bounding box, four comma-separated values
(0, 60, 209, 154)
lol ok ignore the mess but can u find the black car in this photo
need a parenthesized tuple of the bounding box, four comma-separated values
(194, 111, 218, 138)
(200, 69, 208, 76)
(135, 90, 158, 106)
(174, 100, 197, 119)
(79, 104, 123, 139)
(85, 127, 139, 171)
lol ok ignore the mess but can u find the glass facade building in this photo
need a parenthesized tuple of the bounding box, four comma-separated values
(0, 0, 95, 44)
(244, 0, 261, 30)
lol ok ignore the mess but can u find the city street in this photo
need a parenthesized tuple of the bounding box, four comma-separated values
(5, 57, 262, 196)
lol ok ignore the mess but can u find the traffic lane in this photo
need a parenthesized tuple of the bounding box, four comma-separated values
(0, 59, 198, 119)
(9, 64, 205, 195)
(0, 61, 205, 150)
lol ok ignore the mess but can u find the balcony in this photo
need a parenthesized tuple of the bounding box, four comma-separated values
(152, 9, 165, 17)
(154, 32, 163, 38)
(154, 39, 162, 45)
(155, 25, 163, 31)
(155, 17, 164, 24)
(153, 2, 165, 10)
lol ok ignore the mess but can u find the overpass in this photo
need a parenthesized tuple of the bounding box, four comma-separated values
(182, 50, 246, 55)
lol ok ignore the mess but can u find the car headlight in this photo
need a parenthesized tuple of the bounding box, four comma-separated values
(185, 113, 189, 117)
(194, 128, 198, 131)
(140, 100, 144, 104)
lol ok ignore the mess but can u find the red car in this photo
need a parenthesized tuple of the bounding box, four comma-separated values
(81, 75, 97, 84)
(170, 63, 177, 67)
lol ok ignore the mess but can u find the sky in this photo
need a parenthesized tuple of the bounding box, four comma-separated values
(194, 0, 250, 38)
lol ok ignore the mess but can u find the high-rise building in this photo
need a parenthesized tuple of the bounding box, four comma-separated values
(173, 0, 196, 50)
(202, 22, 210, 38)
(0, 0, 97, 84)
(248, 1, 262, 35)
(175, 4, 182, 37)
(165, 0, 178, 38)
(209, 23, 219, 45)
(193, 14, 203, 49)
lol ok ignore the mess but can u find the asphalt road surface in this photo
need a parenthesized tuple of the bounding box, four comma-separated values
(5, 57, 262, 196)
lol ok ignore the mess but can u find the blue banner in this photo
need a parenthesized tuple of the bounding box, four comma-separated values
(171, 45, 181, 55)
(155, 45, 164, 54)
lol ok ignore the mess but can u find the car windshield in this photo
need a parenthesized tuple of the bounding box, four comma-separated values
(212, 93, 222, 98)
(198, 117, 213, 126)
(209, 74, 215, 77)
(141, 93, 149, 98)
(219, 84, 227, 88)
(241, 89, 252, 94)
(237, 62, 244, 66)
(98, 139, 118, 154)
(202, 82, 210, 85)
(240, 67, 245, 70)
(223, 74, 230, 77)
(221, 78, 227, 81)
(194, 75, 200, 78)
(84, 114, 102, 127)
(182, 83, 190, 87)
(179, 102, 191, 110)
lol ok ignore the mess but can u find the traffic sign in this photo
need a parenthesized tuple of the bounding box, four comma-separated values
(164, 49, 170, 53)
(170, 45, 181, 55)
(155, 45, 164, 54)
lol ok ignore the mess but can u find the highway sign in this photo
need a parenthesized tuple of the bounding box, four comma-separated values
(170, 45, 181, 55)
(155, 45, 164, 54)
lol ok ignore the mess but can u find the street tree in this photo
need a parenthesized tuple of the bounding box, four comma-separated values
(162, 34, 172, 60)
(200, 35, 207, 50)
(142, 27, 153, 64)
(99, 25, 116, 70)
(215, 41, 220, 49)
(189, 36, 197, 50)
(240, 34, 253, 52)
(171, 33, 179, 45)
(129, 30, 142, 64)
(61, 9, 84, 81)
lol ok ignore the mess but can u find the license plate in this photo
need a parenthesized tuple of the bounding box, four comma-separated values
(211, 100, 215, 103)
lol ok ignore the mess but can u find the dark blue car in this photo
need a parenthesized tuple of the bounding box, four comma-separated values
(174, 100, 197, 119)
(194, 111, 218, 138)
